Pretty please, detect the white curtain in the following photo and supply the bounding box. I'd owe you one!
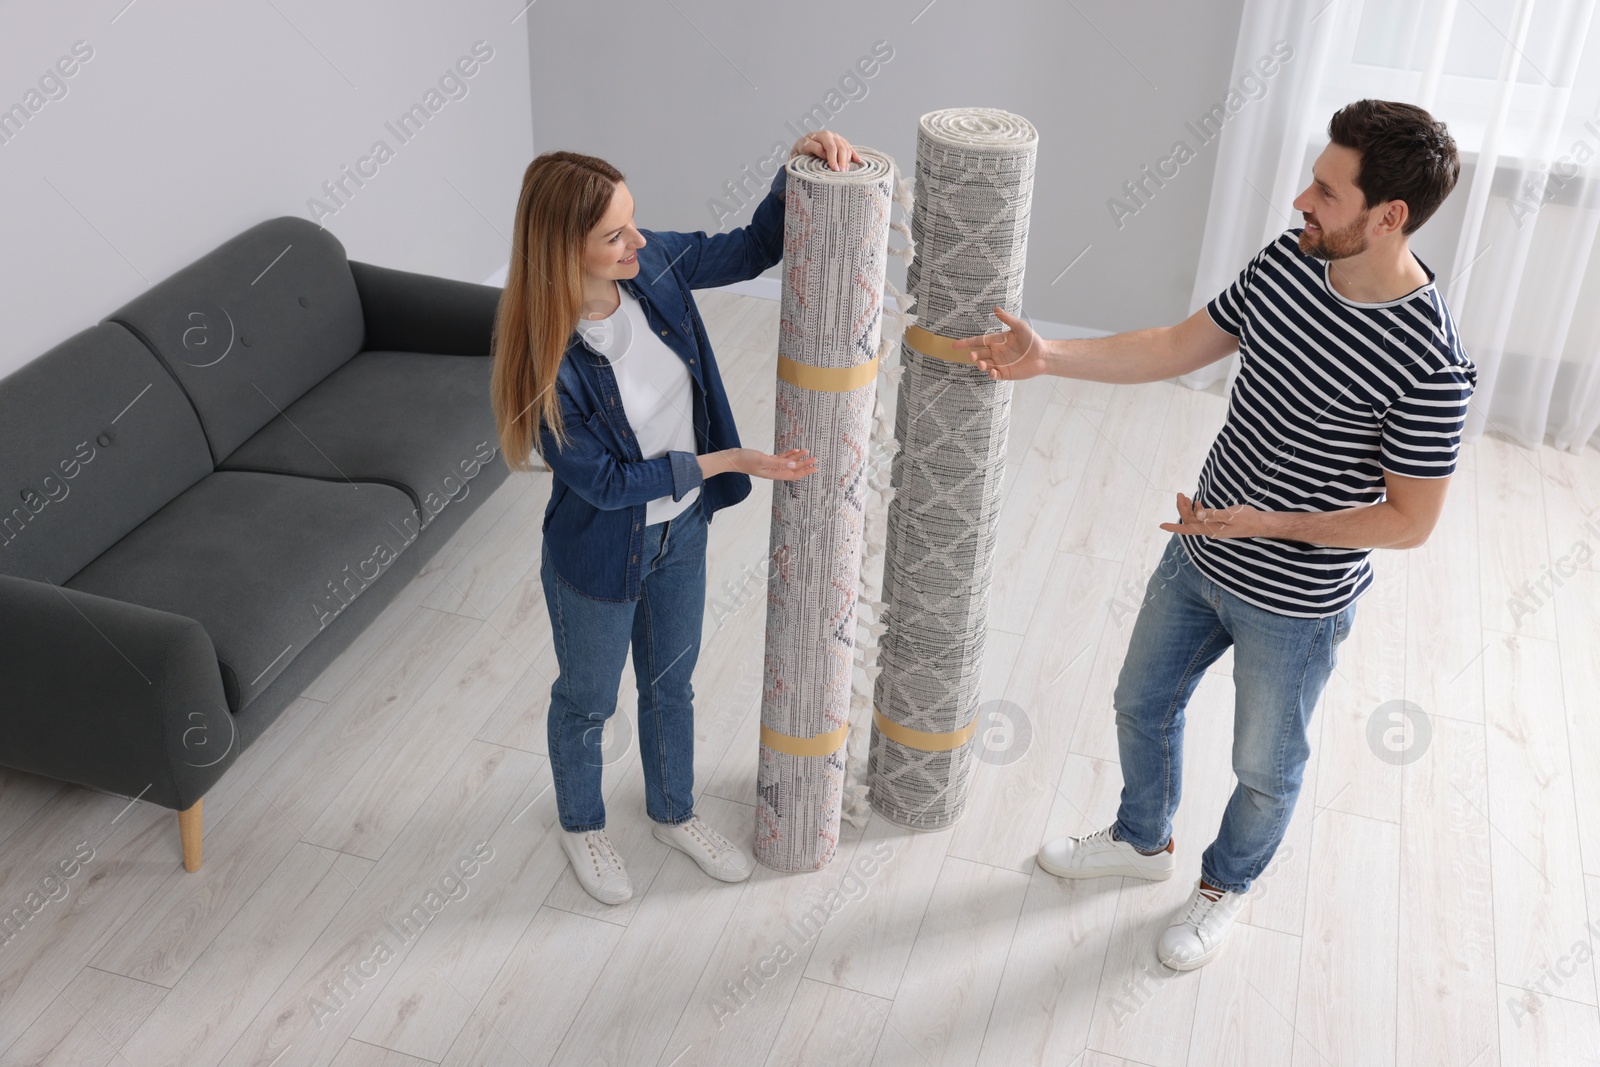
[1184,0,1600,453]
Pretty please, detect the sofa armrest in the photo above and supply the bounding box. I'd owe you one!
[0,574,238,811]
[349,260,502,356]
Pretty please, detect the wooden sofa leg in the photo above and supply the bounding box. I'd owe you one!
[179,797,203,872]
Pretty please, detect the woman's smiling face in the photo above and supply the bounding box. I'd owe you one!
[583,181,646,281]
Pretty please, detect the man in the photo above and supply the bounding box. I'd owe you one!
[956,99,1473,971]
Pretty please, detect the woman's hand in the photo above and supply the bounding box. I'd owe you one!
[709,447,819,481]
[951,307,1052,381]
[790,130,861,171]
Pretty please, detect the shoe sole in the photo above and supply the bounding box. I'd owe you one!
[1035,851,1175,881]
[1159,942,1222,971]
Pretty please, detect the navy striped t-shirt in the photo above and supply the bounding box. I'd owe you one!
[1188,230,1476,617]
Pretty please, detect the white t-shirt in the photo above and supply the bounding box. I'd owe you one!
[577,286,700,525]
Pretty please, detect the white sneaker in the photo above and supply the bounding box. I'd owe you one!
[1037,824,1175,881]
[653,814,753,882]
[1157,879,1247,971]
[560,829,632,905]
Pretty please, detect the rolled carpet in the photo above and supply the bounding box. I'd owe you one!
[868,108,1038,830]
[755,148,896,871]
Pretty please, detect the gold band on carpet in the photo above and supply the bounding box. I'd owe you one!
[872,706,980,752]
[759,721,849,758]
[776,353,879,393]
[902,323,986,365]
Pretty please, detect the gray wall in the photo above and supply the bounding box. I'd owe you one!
[525,0,1248,333]
[0,1,534,378]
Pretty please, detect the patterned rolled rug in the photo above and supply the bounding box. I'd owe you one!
[754,148,896,871]
[868,108,1038,830]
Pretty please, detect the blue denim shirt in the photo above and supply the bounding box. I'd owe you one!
[538,165,788,601]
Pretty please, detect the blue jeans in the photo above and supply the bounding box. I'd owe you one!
[540,497,707,833]
[1112,534,1356,894]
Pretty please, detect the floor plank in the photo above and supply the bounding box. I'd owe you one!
[1290,808,1400,1067]
[763,977,888,1067]
[215,742,543,1067]
[90,783,302,987]
[949,549,1119,873]
[1396,716,1500,1067]
[1482,632,1594,1005]
[0,965,166,1067]
[348,762,564,1062]
[117,842,360,1067]
[877,855,1030,1066]
[654,815,872,1066]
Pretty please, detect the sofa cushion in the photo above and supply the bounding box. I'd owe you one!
[65,470,419,713]
[0,323,214,586]
[105,217,365,463]
[219,349,499,530]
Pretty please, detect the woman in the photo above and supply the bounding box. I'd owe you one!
[491,130,860,904]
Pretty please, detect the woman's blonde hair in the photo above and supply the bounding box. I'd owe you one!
[491,150,625,471]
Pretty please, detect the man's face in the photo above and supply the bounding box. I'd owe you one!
[1292,143,1371,260]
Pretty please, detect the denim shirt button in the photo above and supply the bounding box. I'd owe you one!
[659,329,667,336]
[630,555,637,563]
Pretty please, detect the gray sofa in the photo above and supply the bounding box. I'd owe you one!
[0,217,510,871]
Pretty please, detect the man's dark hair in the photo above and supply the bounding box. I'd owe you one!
[1328,99,1460,234]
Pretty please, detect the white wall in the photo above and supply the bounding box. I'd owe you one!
[1,0,1253,377]
[0,1,534,378]
[523,0,1247,335]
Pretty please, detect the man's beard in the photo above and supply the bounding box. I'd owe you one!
[1299,210,1370,260]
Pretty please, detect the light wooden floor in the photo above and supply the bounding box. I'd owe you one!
[3,290,1599,1067]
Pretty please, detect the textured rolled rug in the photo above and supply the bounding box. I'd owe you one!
[754,148,896,871]
[868,108,1038,830]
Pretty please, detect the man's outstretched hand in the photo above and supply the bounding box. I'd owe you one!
[951,307,1050,381]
